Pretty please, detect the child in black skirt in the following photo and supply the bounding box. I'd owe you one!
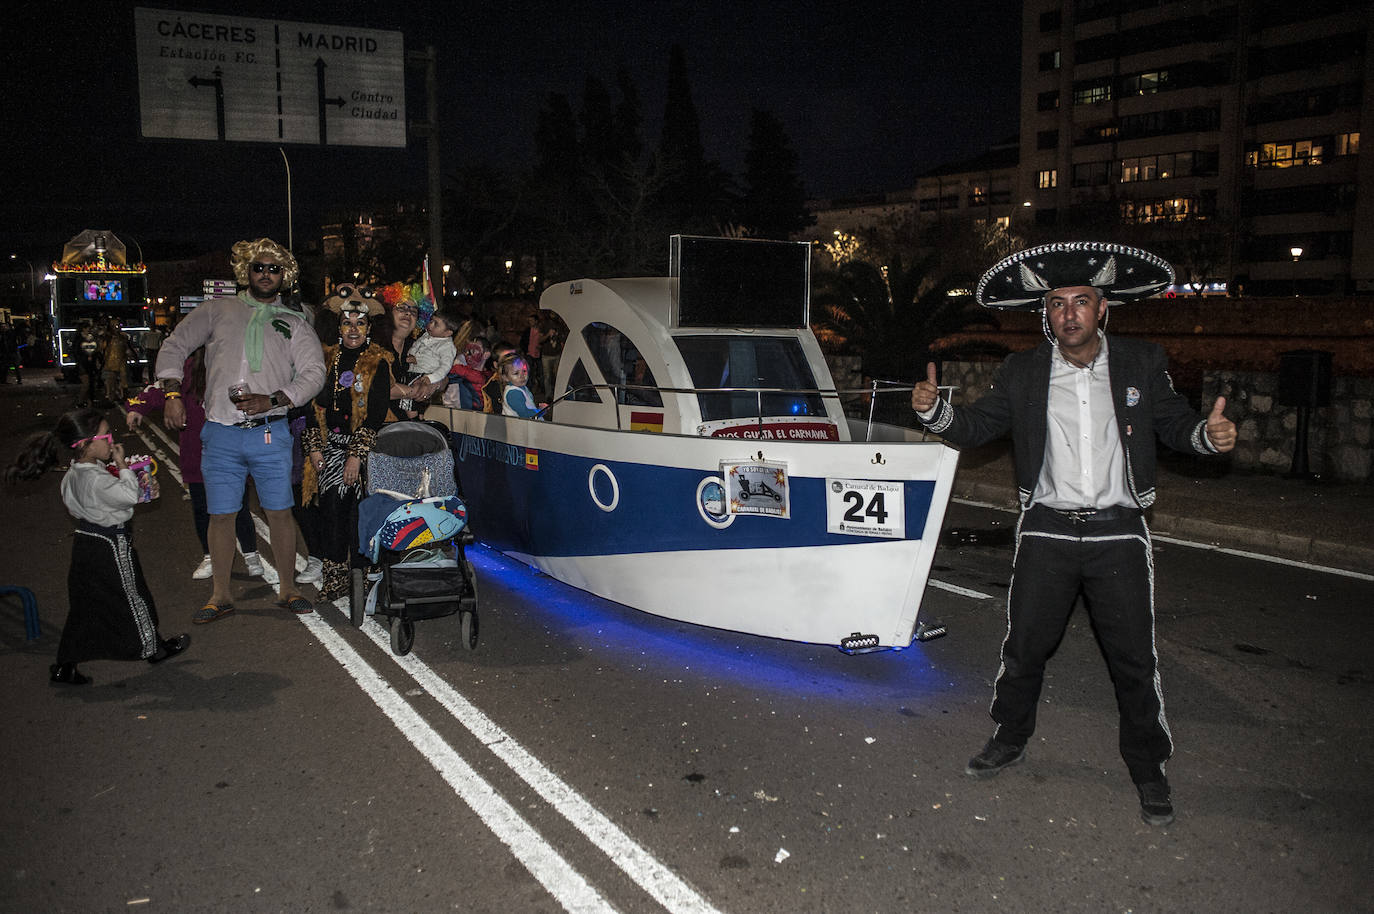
[6,407,190,684]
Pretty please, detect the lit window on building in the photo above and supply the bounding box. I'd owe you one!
[1073,81,1112,106]
[1336,132,1359,156]
[1125,70,1169,96]
[1247,138,1328,168]
[1038,169,1058,189]
[1120,196,1202,224]
[1039,50,1061,71]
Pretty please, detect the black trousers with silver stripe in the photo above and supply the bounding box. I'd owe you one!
[990,505,1172,784]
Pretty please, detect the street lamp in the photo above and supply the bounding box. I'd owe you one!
[1290,246,1303,297]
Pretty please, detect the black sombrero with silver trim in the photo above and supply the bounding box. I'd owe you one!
[975,241,1175,310]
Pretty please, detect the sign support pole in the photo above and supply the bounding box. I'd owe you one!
[408,45,444,298]
[279,147,294,251]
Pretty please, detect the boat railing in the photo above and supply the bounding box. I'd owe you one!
[539,380,942,441]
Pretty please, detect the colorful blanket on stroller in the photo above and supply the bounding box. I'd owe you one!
[358,494,468,562]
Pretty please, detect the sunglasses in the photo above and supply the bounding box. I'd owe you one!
[250,262,283,275]
[72,432,114,449]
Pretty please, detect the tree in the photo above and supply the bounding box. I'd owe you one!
[815,255,997,377]
[737,109,814,240]
[655,45,735,234]
[442,163,525,298]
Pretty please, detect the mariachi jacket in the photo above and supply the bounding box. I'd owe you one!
[919,335,1216,510]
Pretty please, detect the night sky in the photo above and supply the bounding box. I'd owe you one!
[4,0,1021,264]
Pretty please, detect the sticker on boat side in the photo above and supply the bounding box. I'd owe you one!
[721,460,790,519]
[826,478,905,539]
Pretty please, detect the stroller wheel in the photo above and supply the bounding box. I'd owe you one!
[349,567,366,628]
[460,609,478,650]
[390,616,415,656]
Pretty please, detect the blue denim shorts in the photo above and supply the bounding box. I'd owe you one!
[201,418,294,514]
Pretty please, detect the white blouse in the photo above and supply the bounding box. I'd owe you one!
[61,462,140,526]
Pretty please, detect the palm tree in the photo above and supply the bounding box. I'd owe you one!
[813,252,1003,382]
[812,251,1006,424]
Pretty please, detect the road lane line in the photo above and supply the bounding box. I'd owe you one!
[217,545,615,914]
[340,603,725,914]
[144,449,615,907]
[951,496,1371,581]
[1149,534,1374,582]
[207,449,720,913]
[299,608,618,914]
[928,579,997,600]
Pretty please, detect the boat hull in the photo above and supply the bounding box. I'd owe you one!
[433,406,960,647]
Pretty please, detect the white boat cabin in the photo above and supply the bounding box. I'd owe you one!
[544,236,855,442]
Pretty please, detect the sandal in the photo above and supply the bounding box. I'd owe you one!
[274,594,314,615]
[192,602,235,624]
[148,633,191,663]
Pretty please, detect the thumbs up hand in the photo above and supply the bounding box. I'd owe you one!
[1206,396,1237,453]
[911,362,940,414]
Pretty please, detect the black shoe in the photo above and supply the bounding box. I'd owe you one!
[49,662,92,685]
[965,737,1026,778]
[1137,778,1175,826]
[148,633,191,664]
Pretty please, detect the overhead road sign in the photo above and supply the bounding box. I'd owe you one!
[134,8,406,148]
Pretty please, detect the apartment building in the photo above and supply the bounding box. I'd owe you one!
[1021,0,1373,294]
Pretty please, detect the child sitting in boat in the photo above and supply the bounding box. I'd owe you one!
[499,353,545,419]
[480,342,517,413]
[407,308,466,391]
[442,333,489,410]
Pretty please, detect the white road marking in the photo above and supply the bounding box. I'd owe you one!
[950,495,1370,581]
[293,604,619,914]
[1149,534,1374,582]
[144,432,722,913]
[928,579,997,600]
[338,598,724,914]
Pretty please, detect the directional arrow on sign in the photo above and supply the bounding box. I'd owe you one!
[188,68,226,140]
[314,58,346,146]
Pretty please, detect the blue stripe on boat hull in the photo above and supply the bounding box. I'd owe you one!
[453,433,936,558]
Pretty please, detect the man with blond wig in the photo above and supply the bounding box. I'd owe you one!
[156,238,325,621]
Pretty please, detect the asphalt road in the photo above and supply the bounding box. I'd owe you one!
[2,378,1371,913]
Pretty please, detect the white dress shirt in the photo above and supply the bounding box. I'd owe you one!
[1032,333,1132,510]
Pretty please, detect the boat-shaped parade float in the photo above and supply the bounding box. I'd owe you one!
[429,236,959,649]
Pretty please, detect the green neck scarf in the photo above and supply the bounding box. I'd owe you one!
[240,291,292,373]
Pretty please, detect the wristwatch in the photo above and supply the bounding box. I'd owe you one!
[269,392,286,409]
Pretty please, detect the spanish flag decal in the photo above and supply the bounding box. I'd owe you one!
[525,449,540,470]
[630,411,664,433]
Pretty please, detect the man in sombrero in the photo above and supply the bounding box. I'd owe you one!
[911,241,1237,827]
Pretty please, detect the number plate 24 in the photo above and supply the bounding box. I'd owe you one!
[825,479,906,539]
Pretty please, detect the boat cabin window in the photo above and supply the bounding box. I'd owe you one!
[563,359,602,402]
[580,323,663,407]
[674,335,826,421]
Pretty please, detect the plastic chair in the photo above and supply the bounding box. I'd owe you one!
[0,585,39,640]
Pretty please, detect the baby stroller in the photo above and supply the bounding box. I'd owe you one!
[353,421,479,656]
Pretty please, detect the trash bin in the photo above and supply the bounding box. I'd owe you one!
[1277,350,1332,479]
[1277,350,1332,409]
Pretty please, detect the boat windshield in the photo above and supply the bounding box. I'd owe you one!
[580,323,663,406]
[674,335,826,421]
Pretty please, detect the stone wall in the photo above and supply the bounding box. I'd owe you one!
[1202,370,1373,483]
[928,359,1373,484]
